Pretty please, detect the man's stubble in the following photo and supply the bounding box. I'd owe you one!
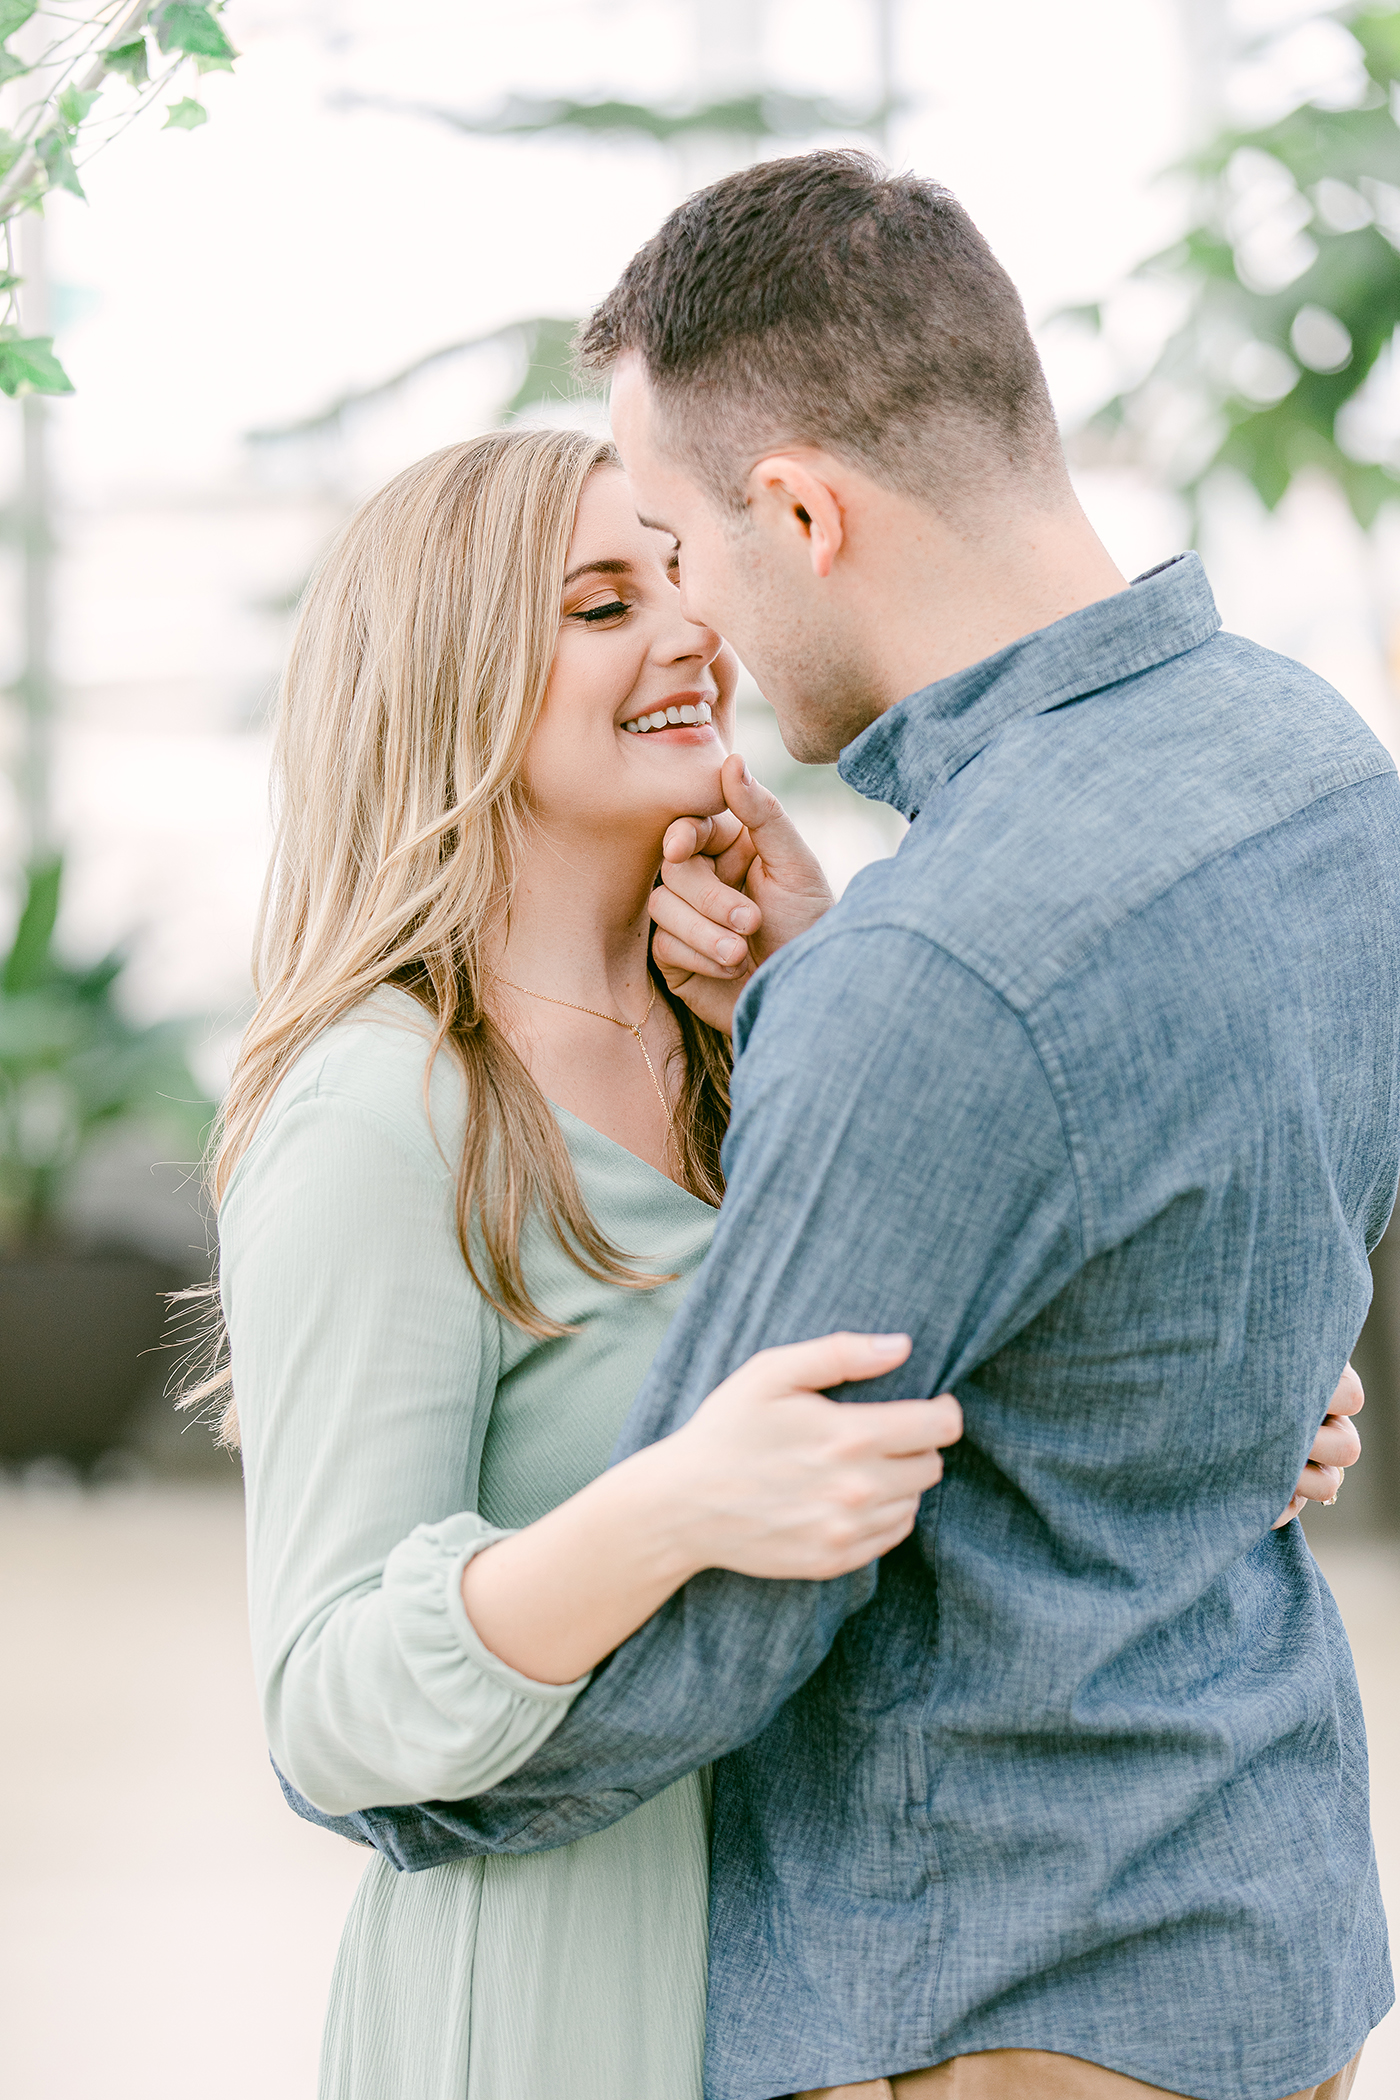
[725,550,890,767]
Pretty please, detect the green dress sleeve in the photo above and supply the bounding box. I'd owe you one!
[219,1018,589,1816]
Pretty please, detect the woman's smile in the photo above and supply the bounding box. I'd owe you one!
[621,692,717,742]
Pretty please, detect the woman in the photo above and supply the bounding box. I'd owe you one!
[211,426,959,2100]
[211,426,1358,2100]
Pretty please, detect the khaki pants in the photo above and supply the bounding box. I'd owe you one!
[797,2043,1364,2100]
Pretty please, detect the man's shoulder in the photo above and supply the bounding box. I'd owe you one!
[819,629,1399,1014]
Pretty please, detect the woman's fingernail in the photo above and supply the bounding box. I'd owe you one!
[729,904,756,930]
[867,1333,910,1357]
[742,761,754,786]
[718,936,745,963]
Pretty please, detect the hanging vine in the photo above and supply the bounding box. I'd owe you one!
[0,1,237,397]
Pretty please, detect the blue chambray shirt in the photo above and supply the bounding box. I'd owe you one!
[285,554,1397,2100]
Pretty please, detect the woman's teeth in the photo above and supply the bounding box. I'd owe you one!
[623,701,712,733]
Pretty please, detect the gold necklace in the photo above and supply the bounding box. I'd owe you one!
[501,975,673,1125]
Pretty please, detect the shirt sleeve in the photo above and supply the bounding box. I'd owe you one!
[222,1086,588,1817]
[346,923,1082,1857]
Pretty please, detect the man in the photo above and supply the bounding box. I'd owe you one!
[288,154,1393,2097]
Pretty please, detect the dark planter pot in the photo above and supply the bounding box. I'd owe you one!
[0,1245,176,1468]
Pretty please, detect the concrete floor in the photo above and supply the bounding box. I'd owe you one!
[3,1481,1396,2100]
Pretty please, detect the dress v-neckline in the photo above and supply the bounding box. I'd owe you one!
[548,1099,720,1215]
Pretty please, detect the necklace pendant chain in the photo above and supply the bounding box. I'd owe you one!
[500,976,673,1126]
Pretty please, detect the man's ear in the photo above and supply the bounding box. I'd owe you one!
[747,454,845,579]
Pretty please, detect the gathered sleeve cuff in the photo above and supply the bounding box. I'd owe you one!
[385,1509,591,1730]
[273,1512,590,1816]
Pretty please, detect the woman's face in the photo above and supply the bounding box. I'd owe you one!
[527,466,739,839]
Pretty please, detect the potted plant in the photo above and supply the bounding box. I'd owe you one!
[0,857,214,1467]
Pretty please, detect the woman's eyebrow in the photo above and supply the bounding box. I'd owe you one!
[562,557,633,588]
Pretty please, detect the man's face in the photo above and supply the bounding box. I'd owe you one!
[608,354,879,764]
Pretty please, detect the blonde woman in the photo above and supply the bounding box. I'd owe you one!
[212,427,962,2100]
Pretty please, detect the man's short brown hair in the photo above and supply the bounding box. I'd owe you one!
[578,149,1062,512]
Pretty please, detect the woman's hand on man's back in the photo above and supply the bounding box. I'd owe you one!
[665,1331,963,1582]
[1271,1361,1364,1528]
[460,1331,962,1686]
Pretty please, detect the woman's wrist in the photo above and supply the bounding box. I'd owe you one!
[604,1438,711,1589]
[457,1438,710,1684]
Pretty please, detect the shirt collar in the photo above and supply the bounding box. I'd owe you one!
[838,552,1222,820]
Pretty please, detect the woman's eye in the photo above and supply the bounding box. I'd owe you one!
[574,600,631,625]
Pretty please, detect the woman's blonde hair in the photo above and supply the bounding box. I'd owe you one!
[188,427,730,1447]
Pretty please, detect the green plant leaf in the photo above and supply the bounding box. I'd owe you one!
[194,51,234,73]
[0,992,85,1059]
[71,952,125,1004]
[502,315,595,419]
[154,2,236,62]
[163,96,207,130]
[0,270,21,292]
[0,333,74,397]
[1352,8,1400,87]
[346,86,886,147]
[36,126,84,199]
[0,126,22,181]
[0,856,216,1237]
[1073,3,1400,528]
[0,0,36,43]
[103,36,150,88]
[2,857,61,995]
[1049,300,1104,331]
[0,49,27,86]
[57,85,100,130]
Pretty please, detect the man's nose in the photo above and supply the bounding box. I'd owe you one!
[660,610,721,666]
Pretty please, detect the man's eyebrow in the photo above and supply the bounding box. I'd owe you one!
[562,557,632,588]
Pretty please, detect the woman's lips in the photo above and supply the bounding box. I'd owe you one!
[622,700,713,734]
[621,722,719,747]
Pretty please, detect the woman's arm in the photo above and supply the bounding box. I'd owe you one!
[227,1027,960,1806]
[225,1061,585,1817]
[461,1332,962,1684]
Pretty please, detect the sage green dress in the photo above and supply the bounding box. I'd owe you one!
[220,988,719,2100]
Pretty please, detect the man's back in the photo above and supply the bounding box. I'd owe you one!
[703,577,1399,2093]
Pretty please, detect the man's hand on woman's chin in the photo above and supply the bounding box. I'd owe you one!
[649,752,835,1034]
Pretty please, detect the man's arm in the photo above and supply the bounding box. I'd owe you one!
[286,920,1082,1866]
[656,788,1367,1532]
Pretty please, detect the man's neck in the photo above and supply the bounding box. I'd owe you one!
[851,484,1130,720]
